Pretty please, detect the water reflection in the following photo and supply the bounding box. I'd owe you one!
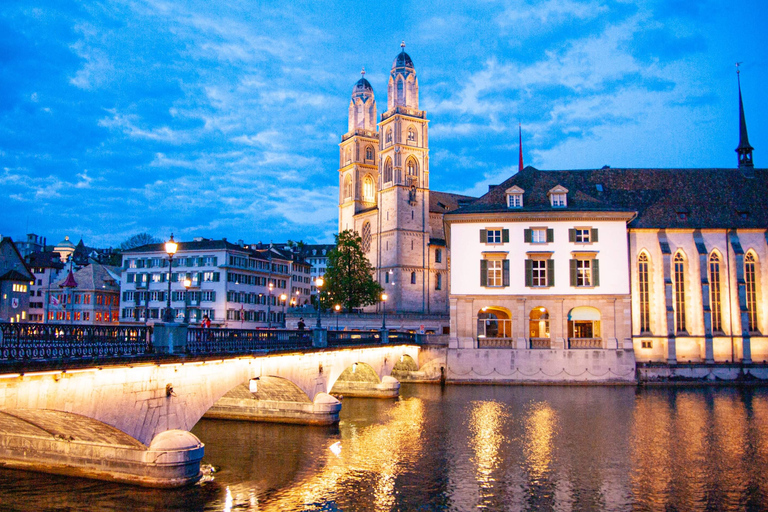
[1,385,768,511]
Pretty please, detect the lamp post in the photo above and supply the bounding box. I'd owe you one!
[315,276,324,328]
[183,278,191,323]
[381,293,388,329]
[280,293,287,327]
[266,281,274,328]
[295,289,301,307]
[162,234,178,323]
[334,304,341,330]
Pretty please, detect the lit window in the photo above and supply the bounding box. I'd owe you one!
[362,176,375,202]
[486,260,503,287]
[674,252,686,333]
[745,252,758,331]
[709,253,722,332]
[638,253,650,333]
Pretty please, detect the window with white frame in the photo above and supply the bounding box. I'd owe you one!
[480,257,509,288]
[532,228,547,243]
[570,257,599,287]
[575,229,590,243]
[481,228,508,245]
[486,260,503,287]
[507,194,522,208]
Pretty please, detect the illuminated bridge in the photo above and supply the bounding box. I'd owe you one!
[0,323,446,488]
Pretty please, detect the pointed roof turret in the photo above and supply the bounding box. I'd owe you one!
[60,269,78,289]
[736,64,754,168]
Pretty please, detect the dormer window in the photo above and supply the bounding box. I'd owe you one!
[548,185,569,208]
[505,186,524,209]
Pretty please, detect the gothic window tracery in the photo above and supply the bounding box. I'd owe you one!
[383,158,393,184]
[362,175,375,203]
[709,253,722,332]
[361,222,371,253]
[344,175,353,200]
[407,128,417,144]
[745,252,758,331]
[385,129,393,145]
[674,252,686,333]
[365,146,373,161]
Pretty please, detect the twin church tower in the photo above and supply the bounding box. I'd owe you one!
[337,43,469,315]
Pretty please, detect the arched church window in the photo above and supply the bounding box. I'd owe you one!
[361,222,371,253]
[365,146,373,161]
[385,129,393,145]
[638,253,650,333]
[383,158,393,184]
[397,79,405,105]
[709,253,722,332]
[362,175,375,202]
[407,128,417,144]
[344,175,353,200]
[407,159,418,178]
[745,252,758,331]
[674,252,686,333]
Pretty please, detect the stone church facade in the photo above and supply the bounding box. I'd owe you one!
[338,44,472,315]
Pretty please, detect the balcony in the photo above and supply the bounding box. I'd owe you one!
[569,338,603,349]
[477,337,515,348]
[529,338,551,349]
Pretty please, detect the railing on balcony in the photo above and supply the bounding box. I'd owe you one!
[186,328,312,354]
[477,337,515,348]
[0,322,152,361]
[530,337,552,349]
[569,338,603,349]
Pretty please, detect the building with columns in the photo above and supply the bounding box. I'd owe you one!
[443,73,765,377]
[338,44,473,315]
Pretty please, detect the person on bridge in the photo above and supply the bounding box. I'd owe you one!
[297,318,305,331]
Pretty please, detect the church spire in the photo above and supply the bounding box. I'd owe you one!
[518,122,524,172]
[736,63,754,168]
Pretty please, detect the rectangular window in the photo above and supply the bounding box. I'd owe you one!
[674,255,686,333]
[745,255,757,331]
[531,260,547,287]
[551,193,566,207]
[570,259,599,287]
[487,260,502,286]
[641,340,653,349]
[436,273,442,290]
[480,229,509,244]
[532,228,547,243]
[638,256,650,333]
[575,229,590,243]
[435,249,442,263]
[710,257,722,332]
[507,194,522,208]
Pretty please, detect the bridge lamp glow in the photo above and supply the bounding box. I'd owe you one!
[163,234,178,323]
[352,363,358,373]
[315,277,324,328]
[381,293,388,329]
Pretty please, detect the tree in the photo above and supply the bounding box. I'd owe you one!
[119,233,162,250]
[322,230,383,313]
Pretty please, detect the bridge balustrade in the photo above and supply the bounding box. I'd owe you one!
[327,330,382,346]
[186,328,313,354]
[0,322,152,361]
[387,331,417,344]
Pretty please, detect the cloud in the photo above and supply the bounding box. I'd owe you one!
[98,110,196,143]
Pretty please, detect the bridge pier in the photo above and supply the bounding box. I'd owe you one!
[0,410,203,487]
[204,378,341,425]
[330,362,401,398]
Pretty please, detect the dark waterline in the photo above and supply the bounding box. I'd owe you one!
[1,384,768,511]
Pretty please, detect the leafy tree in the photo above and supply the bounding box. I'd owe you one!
[321,230,383,313]
[119,233,162,250]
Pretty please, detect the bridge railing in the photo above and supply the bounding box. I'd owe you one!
[327,330,382,346]
[186,328,313,354]
[387,331,417,344]
[0,322,152,361]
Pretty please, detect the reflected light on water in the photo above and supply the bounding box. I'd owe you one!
[223,486,232,512]
[524,402,556,483]
[469,401,508,489]
[329,441,342,457]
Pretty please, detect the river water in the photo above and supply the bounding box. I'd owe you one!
[1,384,768,511]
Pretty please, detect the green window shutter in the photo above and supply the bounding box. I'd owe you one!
[525,260,533,287]
[547,228,554,243]
[593,259,600,286]
[480,260,488,287]
[502,259,510,286]
[480,229,487,243]
[213,272,220,282]
[213,256,218,266]
[569,229,576,242]
[547,259,555,287]
[570,259,578,286]
[502,229,509,243]
[211,291,216,301]
[524,229,532,243]
[591,228,599,242]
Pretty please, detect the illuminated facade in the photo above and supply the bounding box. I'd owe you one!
[338,44,473,315]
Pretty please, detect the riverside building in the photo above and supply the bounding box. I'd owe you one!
[119,239,310,327]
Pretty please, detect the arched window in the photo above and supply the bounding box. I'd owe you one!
[397,78,404,104]
[568,306,601,348]
[362,175,375,202]
[745,252,758,331]
[638,253,650,333]
[529,307,550,348]
[674,252,686,333]
[383,158,393,183]
[410,271,416,284]
[709,253,722,332]
[361,222,371,253]
[365,146,373,161]
[406,158,418,178]
[477,307,512,342]
[407,128,417,144]
[344,175,353,200]
[385,129,393,145]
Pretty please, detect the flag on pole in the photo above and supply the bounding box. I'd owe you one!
[50,295,59,306]
[518,122,524,172]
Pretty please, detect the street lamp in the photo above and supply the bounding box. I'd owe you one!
[183,278,191,323]
[295,289,301,307]
[280,293,287,327]
[381,293,388,329]
[267,282,274,328]
[315,276,324,328]
[162,234,177,323]
[334,304,341,330]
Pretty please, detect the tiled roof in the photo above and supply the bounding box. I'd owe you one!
[52,263,121,291]
[450,166,768,229]
[430,190,477,214]
[124,239,295,262]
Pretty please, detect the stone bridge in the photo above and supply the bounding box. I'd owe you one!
[0,342,445,487]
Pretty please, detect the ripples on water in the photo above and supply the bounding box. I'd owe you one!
[1,385,768,511]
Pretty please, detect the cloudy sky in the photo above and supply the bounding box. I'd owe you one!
[1,0,765,248]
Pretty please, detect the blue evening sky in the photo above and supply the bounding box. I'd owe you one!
[1,0,765,247]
